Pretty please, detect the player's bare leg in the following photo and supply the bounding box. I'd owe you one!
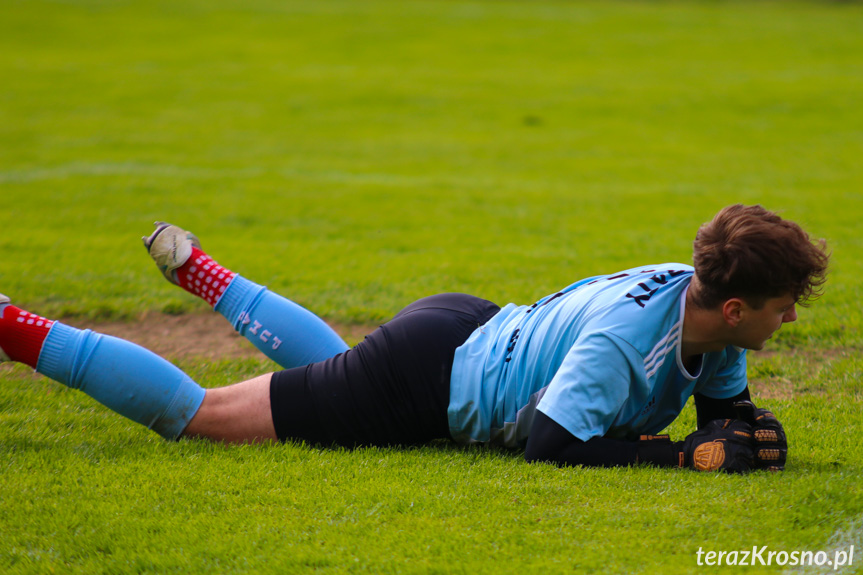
[183,373,278,443]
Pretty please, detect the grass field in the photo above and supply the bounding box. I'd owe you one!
[2,0,863,573]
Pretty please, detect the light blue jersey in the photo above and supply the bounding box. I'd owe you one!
[447,264,748,447]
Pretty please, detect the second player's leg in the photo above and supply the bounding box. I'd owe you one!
[215,275,350,368]
[143,223,350,368]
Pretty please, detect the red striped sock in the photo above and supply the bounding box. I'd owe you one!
[0,304,55,368]
[174,247,237,307]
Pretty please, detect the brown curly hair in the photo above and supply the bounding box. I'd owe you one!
[691,204,829,309]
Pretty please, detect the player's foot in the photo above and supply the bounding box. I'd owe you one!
[142,222,202,285]
[142,223,236,307]
[0,293,10,362]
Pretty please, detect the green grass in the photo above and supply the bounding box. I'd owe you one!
[2,0,863,573]
[2,356,862,574]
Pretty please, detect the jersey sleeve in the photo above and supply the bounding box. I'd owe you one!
[694,347,748,399]
[536,331,639,442]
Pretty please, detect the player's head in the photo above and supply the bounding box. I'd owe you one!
[691,204,829,310]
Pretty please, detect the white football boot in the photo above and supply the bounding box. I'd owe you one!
[0,293,10,362]
[142,222,202,285]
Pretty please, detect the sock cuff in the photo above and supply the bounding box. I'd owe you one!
[35,322,80,382]
[151,377,207,440]
[214,275,266,327]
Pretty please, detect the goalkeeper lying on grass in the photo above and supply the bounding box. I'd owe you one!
[0,204,828,472]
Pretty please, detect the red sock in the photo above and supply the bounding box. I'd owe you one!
[174,247,237,307]
[0,304,55,368]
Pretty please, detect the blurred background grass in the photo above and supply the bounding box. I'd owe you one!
[1,0,861,340]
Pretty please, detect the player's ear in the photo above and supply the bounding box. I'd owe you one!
[722,298,744,327]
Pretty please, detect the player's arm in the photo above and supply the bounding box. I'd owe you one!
[531,334,752,471]
[524,411,755,472]
[524,412,668,467]
[694,387,752,429]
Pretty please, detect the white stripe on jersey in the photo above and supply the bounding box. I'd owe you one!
[644,321,681,380]
[645,333,679,380]
[644,321,681,368]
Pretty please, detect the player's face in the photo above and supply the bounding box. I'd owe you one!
[735,295,798,350]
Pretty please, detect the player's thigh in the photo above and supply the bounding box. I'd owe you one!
[183,373,277,443]
[270,294,501,447]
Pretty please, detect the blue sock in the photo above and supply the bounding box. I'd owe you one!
[215,275,350,368]
[37,322,206,440]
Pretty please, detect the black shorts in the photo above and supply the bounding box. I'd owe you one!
[269,293,500,447]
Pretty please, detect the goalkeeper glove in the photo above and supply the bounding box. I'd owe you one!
[733,400,787,471]
[678,419,755,473]
[635,420,754,473]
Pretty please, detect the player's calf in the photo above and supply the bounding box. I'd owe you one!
[0,293,204,439]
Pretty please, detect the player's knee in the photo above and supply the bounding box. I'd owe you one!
[181,377,277,443]
[181,389,224,439]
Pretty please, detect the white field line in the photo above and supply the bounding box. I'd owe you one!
[784,514,863,575]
